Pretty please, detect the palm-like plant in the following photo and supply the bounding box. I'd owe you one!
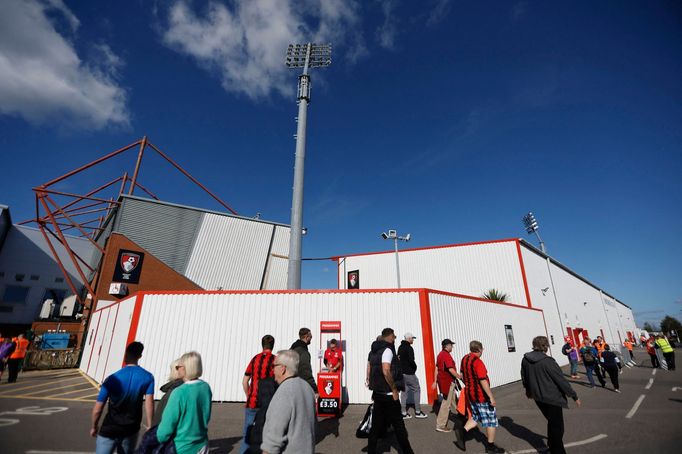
[482,289,509,302]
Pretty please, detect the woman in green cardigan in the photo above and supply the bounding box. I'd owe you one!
[157,351,212,454]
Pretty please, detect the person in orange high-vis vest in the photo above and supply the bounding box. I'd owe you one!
[623,340,635,361]
[7,334,29,383]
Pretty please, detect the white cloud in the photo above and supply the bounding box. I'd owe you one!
[426,0,453,27]
[160,0,364,99]
[376,0,398,50]
[0,0,129,129]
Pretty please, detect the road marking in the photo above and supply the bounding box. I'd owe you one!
[509,434,607,453]
[652,369,657,376]
[21,381,96,397]
[78,370,101,390]
[0,394,96,403]
[0,376,84,395]
[645,378,654,390]
[26,451,94,453]
[625,394,646,419]
[0,406,68,416]
[50,386,95,397]
[673,387,681,392]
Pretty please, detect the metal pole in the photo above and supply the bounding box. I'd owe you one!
[394,237,401,288]
[534,230,546,253]
[287,44,311,289]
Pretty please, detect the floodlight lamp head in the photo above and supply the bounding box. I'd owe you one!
[381,232,389,239]
[404,233,411,242]
[388,229,397,239]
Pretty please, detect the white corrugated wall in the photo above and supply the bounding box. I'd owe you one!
[263,226,290,290]
[185,214,275,290]
[339,241,528,306]
[133,291,427,404]
[428,292,547,387]
[520,246,568,364]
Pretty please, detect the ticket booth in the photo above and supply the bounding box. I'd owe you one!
[317,321,342,417]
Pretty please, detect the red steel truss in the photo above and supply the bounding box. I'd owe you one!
[22,137,237,336]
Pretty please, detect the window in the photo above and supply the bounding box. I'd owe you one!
[55,277,64,283]
[30,275,40,281]
[43,288,68,303]
[0,306,13,313]
[0,271,5,278]
[15,273,25,282]
[2,285,30,304]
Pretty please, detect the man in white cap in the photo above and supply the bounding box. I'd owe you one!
[398,332,427,419]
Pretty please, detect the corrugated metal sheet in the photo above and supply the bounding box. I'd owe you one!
[428,292,546,387]
[520,246,568,364]
[116,197,202,274]
[263,226,290,290]
[340,241,527,305]
[185,213,275,290]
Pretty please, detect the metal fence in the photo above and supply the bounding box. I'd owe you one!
[23,349,81,371]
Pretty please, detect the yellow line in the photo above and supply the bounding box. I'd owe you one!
[48,385,95,397]
[22,381,93,396]
[0,394,96,402]
[75,393,99,400]
[0,376,84,394]
[26,370,80,379]
[78,369,101,390]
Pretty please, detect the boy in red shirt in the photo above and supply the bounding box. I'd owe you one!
[433,338,461,432]
[459,340,504,453]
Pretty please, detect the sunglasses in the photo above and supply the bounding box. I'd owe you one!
[273,362,285,369]
[175,365,185,370]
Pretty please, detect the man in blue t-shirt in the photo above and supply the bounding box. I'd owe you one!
[91,341,155,454]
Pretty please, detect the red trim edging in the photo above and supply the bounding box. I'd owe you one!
[515,240,533,308]
[332,238,519,260]
[419,289,438,404]
[124,293,145,366]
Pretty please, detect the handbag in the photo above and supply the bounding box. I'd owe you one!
[355,404,373,438]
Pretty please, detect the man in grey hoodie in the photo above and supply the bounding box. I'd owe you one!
[521,336,581,454]
[262,350,316,454]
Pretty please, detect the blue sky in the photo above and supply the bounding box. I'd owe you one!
[1,1,680,328]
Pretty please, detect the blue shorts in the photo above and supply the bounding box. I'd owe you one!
[470,402,498,427]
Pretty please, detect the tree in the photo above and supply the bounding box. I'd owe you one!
[482,289,509,302]
[642,322,656,332]
[660,315,682,335]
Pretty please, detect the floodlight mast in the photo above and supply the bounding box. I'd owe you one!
[381,230,411,288]
[285,43,332,289]
[522,212,546,253]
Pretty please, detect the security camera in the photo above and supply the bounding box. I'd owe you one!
[381,232,388,239]
[388,230,397,238]
[404,234,411,242]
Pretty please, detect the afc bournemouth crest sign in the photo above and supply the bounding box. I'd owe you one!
[347,270,360,289]
[113,250,144,284]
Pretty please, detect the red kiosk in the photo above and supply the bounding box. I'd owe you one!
[317,321,343,417]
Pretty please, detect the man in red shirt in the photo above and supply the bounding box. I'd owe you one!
[459,340,504,453]
[241,334,275,454]
[324,338,343,373]
[433,338,461,433]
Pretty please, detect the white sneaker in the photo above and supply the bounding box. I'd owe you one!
[414,411,428,419]
[436,426,452,433]
[402,412,412,420]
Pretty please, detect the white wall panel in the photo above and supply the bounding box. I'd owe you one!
[339,241,528,306]
[548,263,611,345]
[520,247,568,364]
[93,307,115,383]
[263,226,290,290]
[100,296,137,381]
[81,310,102,377]
[133,291,426,404]
[429,292,546,387]
[185,213,276,290]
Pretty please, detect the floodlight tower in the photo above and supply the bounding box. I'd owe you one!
[522,212,546,253]
[285,43,332,289]
[381,230,411,288]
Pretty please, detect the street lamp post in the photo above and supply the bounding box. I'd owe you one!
[522,212,546,253]
[285,43,332,289]
[381,230,411,288]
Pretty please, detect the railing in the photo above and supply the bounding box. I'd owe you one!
[23,349,81,370]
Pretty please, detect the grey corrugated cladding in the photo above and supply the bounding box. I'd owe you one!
[114,197,202,275]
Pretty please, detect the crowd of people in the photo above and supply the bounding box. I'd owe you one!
[74,327,676,454]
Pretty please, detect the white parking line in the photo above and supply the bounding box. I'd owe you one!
[625,394,646,419]
[645,378,654,390]
[509,434,607,453]
[652,368,657,376]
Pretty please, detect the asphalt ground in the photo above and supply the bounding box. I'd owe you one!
[1,351,681,453]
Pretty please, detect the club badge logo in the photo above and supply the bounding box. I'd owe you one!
[324,380,334,396]
[120,253,140,279]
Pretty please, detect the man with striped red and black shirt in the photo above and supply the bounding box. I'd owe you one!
[241,335,275,454]
[458,340,504,453]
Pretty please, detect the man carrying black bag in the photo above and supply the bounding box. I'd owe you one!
[367,328,414,454]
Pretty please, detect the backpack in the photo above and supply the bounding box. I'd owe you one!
[582,348,595,363]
